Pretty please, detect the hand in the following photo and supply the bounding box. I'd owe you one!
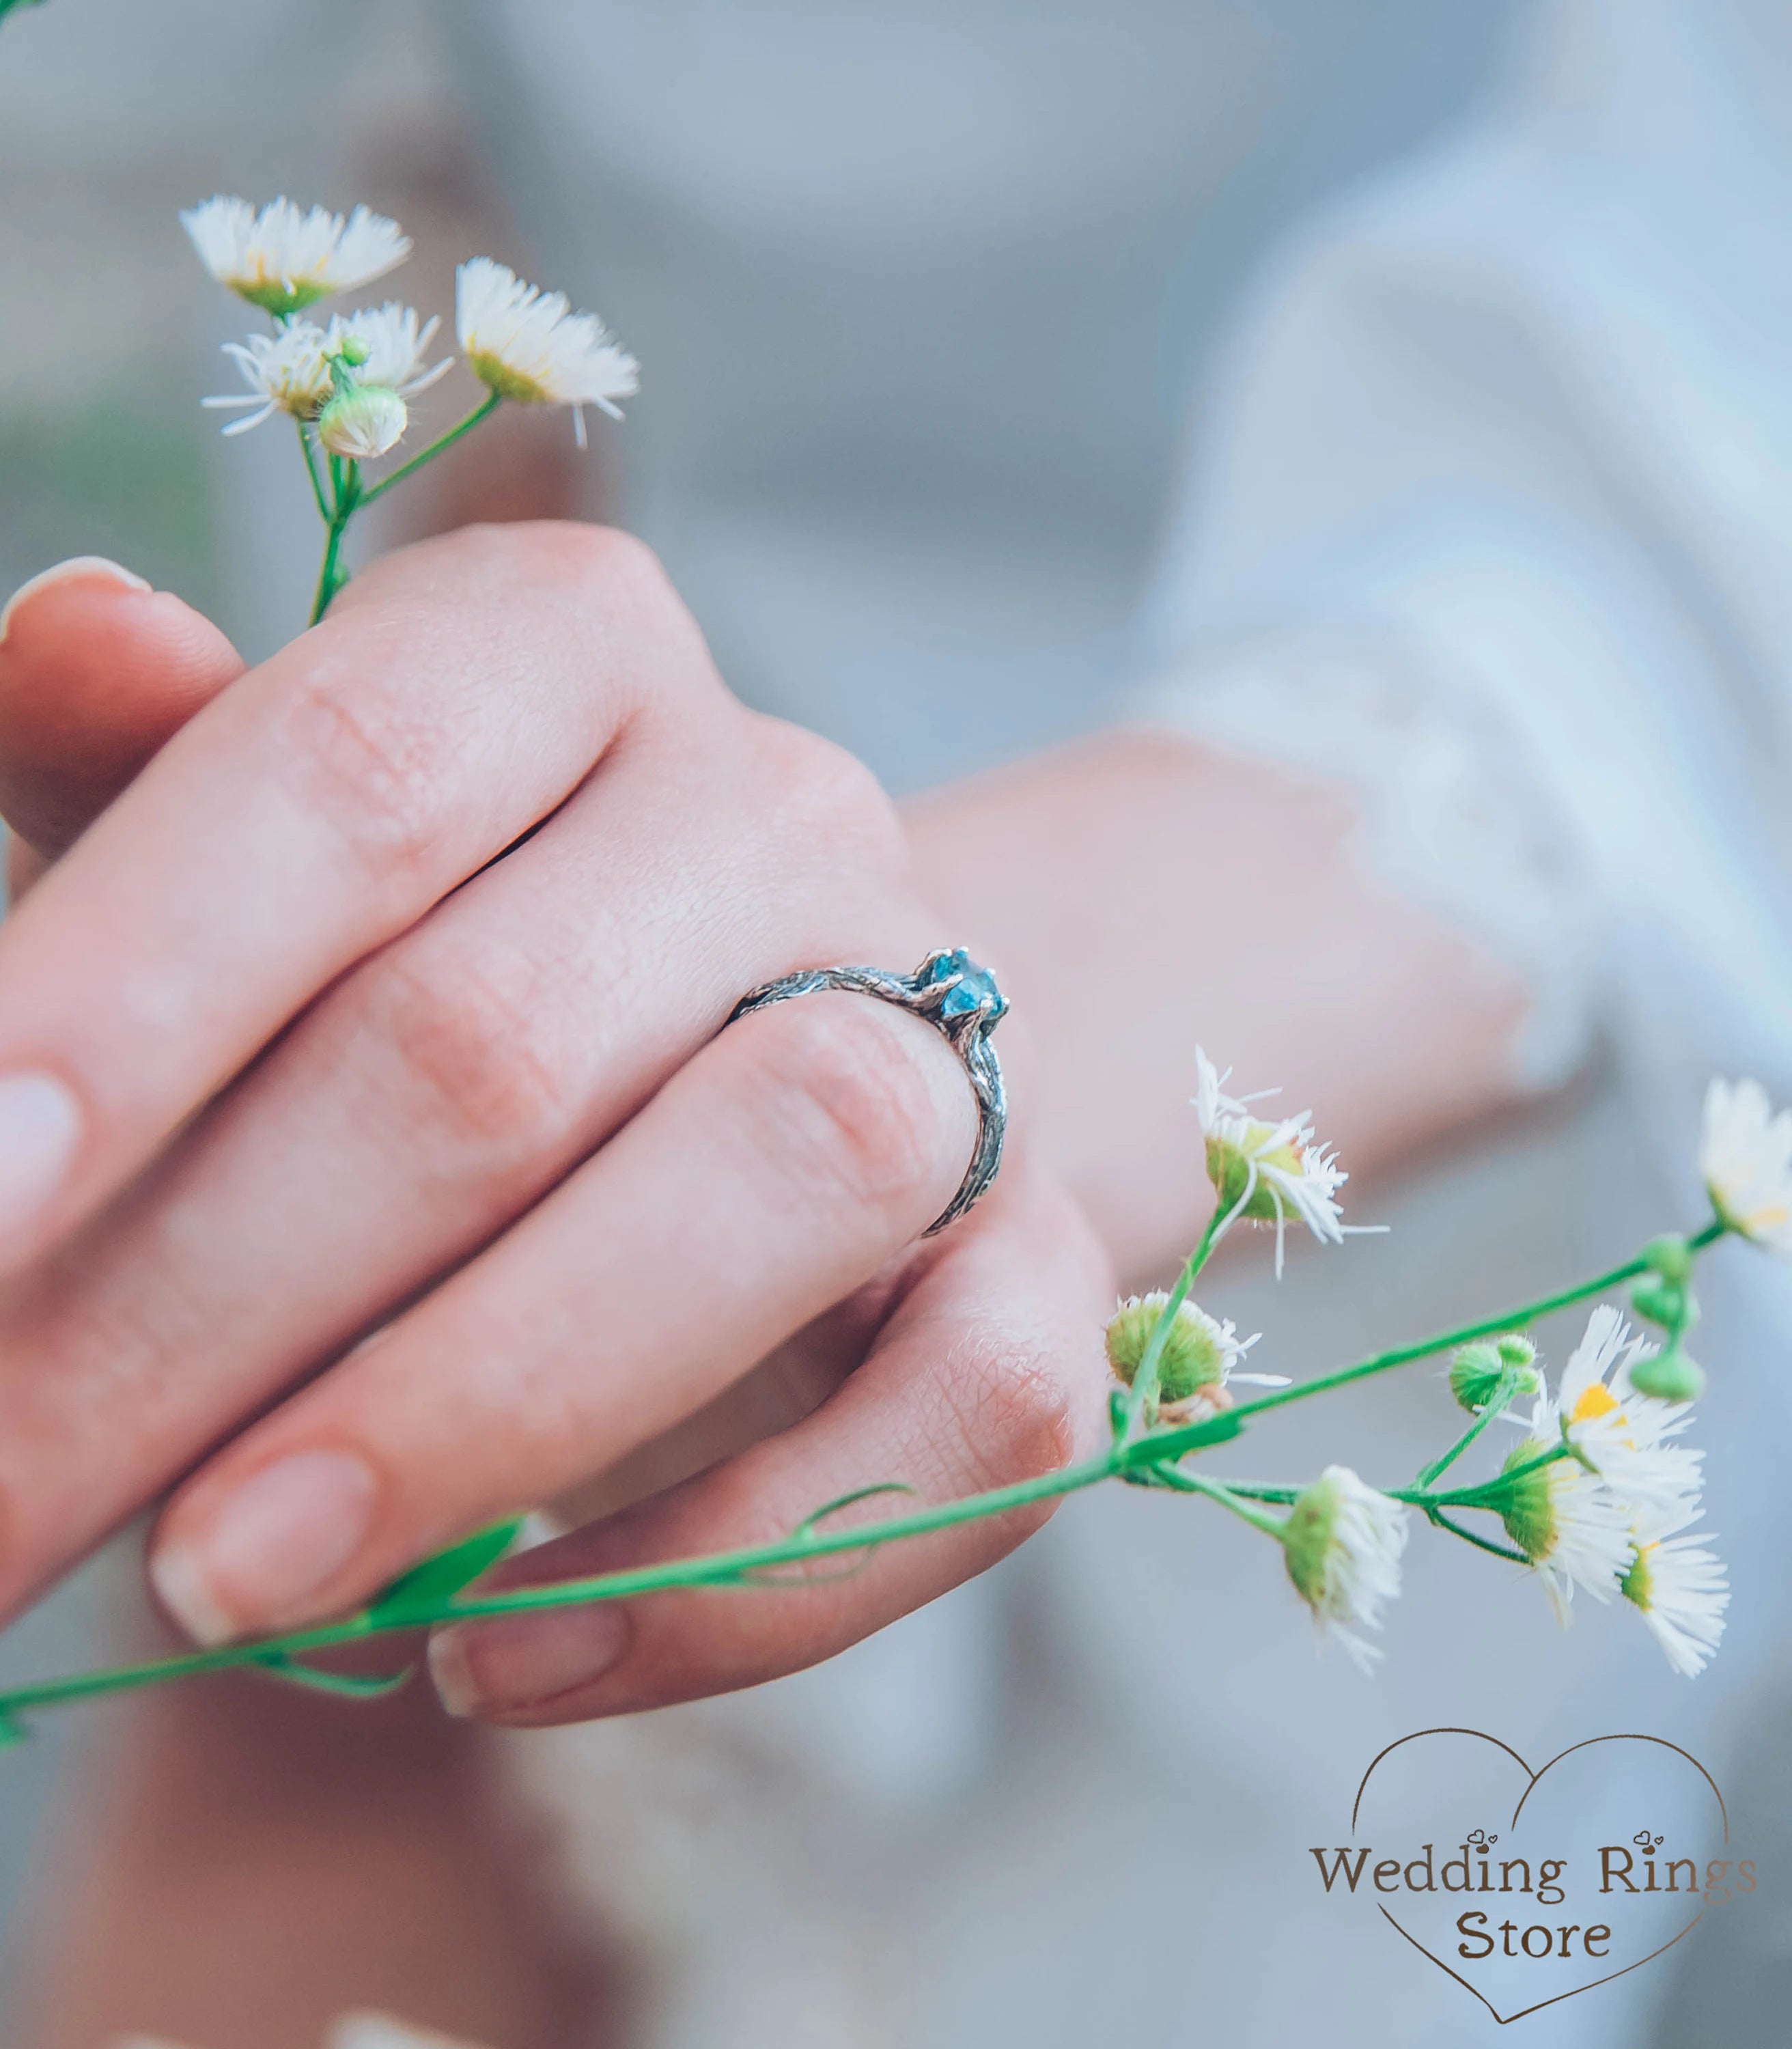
[0,533,1112,1722]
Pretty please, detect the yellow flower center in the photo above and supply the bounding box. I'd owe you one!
[1569,1383,1620,1425]
[468,350,549,404]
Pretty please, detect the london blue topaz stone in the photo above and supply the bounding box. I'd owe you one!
[920,947,1006,1024]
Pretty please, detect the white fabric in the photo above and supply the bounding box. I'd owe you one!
[1137,633,1595,1088]
[1140,1,1792,1152]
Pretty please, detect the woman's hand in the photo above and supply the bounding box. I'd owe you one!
[0,531,1113,1721]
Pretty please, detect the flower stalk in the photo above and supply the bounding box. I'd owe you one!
[0,1193,1741,1736]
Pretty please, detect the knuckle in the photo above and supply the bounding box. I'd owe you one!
[747,716,905,877]
[491,520,668,604]
[567,522,668,597]
[525,524,686,643]
[742,996,951,1223]
[276,665,455,892]
[367,943,576,1154]
[405,519,665,604]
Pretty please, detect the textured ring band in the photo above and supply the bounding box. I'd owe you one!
[727,947,1009,1236]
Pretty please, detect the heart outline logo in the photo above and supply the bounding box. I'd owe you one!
[1350,1728,1728,2025]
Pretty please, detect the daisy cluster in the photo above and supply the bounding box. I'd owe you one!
[184,195,639,460]
[1493,1305,1726,1677]
[1100,1058,1792,1681]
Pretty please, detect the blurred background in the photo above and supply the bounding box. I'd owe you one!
[3,2,1789,2046]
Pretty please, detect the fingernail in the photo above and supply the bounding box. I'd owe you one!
[0,557,150,643]
[430,1605,631,1718]
[150,1449,380,1645]
[0,1072,83,1248]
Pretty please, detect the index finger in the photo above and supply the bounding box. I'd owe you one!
[0,521,703,1270]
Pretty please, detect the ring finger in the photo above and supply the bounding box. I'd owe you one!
[429,1166,1112,1723]
[146,977,991,1642]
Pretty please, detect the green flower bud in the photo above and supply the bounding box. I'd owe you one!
[1629,1275,1681,1328]
[1630,1273,1700,1336]
[1496,1437,1558,1561]
[1104,1292,1245,1408]
[1628,1347,1706,1404]
[317,384,408,460]
[1448,1334,1541,1413]
[1642,1233,1694,1286]
[1282,1477,1341,1608]
[1280,1465,1408,1670]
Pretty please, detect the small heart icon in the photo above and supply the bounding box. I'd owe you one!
[1332,1728,1731,2024]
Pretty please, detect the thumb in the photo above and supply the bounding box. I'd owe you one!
[0,557,246,880]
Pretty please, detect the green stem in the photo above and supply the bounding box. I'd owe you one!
[1183,1478,1299,1504]
[1136,1439,1574,1518]
[1149,1463,1289,1538]
[359,391,501,506]
[1122,1173,1254,1437]
[1414,1367,1524,1490]
[1143,1218,1726,1464]
[0,1449,1121,1720]
[1412,1442,1574,1509]
[0,1221,1729,1729]
[308,463,363,628]
[1425,1507,1531,1565]
[309,516,350,627]
[296,421,331,525]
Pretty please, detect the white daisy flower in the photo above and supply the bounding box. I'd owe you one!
[1620,1508,1729,1678]
[182,196,410,317]
[1701,1076,1792,1256]
[1547,1305,1703,1514]
[456,257,639,447]
[1496,1433,1634,1624]
[1194,1047,1373,1275]
[323,303,452,401]
[204,305,449,445]
[201,320,333,435]
[1104,1292,1286,1420]
[1282,1465,1409,1673]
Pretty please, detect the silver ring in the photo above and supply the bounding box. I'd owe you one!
[727,947,1008,1235]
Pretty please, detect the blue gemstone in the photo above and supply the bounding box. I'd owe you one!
[923,949,1000,1018]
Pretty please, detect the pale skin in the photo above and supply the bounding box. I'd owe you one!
[0,538,1526,2041]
